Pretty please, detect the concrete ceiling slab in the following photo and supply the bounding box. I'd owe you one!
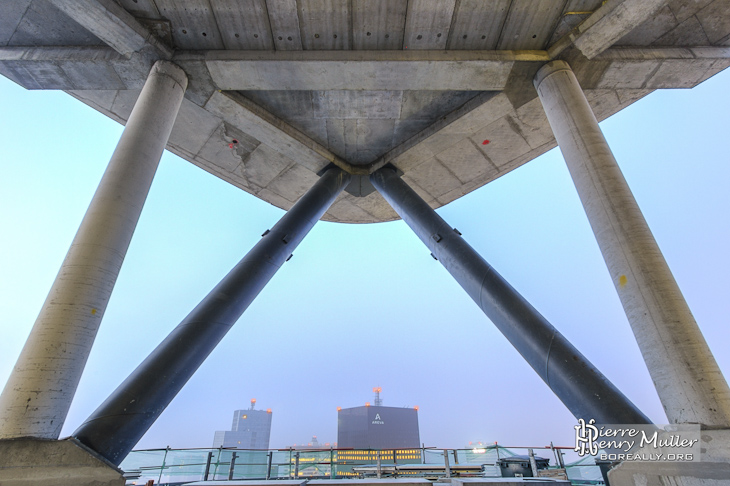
[403,0,456,50]
[352,0,407,50]
[2,0,730,223]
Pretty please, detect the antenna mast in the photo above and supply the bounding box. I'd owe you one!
[373,387,383,406]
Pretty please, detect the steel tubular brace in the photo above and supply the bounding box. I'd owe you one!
[73,167,351,465]
[371,166,651,426]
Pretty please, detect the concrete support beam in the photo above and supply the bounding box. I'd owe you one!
[549,0,667,59]
[2,47,727,92]
[190,50,548,91]
[49,0,171,59]
[0,46,149,90]
[0,61,187,439]
[0,438,124,486]
[571,47,730,90]
[534,60,730,427]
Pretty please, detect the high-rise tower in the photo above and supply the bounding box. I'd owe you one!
[213,399,272,449]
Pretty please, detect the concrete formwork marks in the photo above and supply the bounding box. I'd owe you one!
[156,0,225,49]
[6,0,105,47]
[267,0,303,50]
[498,0,567,50]
[352,0,407,50]
[403,0,456,50]
[297,0,351,50]
[535,61,730,427]
[447,0,511,50]
[211,0,275,50]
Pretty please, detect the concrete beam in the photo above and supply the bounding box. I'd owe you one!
[183,50,548,91]
[549,0,667,59]
[4,47,727,93]
[49,0,172,59]
[204,90,363,174]
[0,438,124,486]
[574,47,730,89]
[0,46,147,90]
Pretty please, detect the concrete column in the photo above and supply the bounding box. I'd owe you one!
[534,60,730,427]
[0,61,188,439]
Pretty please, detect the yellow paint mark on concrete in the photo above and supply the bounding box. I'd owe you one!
[91,308,97,315]
[619,275,628,287]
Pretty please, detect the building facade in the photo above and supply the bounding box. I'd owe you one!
[337,405,420,450]
[213,401,272,449]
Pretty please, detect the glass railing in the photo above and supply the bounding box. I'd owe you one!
[120,445,605,485]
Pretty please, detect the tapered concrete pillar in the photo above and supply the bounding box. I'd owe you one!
[0,61,188,439]
[534,60,730,427]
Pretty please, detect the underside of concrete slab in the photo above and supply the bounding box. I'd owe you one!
[2,0,729,223]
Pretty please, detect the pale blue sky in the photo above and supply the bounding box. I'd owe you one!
[1,68,728,454]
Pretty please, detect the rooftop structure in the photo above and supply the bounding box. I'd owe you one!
[1,1,729,485]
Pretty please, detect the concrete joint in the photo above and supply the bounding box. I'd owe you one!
[533,60,573,90]
[150,60,188,92]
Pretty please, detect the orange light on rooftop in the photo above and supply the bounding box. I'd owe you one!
[267,408,272,413]
[337,406,341,411]
[414,406,419,411]
[365,402,370,407]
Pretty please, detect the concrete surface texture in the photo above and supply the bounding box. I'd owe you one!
[1,0,729,223]
[534,60,730,428]
[0,60,188,440]
[0,437,125,486]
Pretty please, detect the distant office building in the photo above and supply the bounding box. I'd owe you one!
[289,436,336,449]
[337,388,420,449]
[213,399,272,449]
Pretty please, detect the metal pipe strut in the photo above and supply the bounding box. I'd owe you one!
[73,167,351,466]
[371,166,651,426]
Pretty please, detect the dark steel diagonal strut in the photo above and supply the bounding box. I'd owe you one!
[371,166,651,426]
[73,167,351,466]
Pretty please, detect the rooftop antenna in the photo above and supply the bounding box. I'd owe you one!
[373,387,383,406]
[250,398,256,410]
